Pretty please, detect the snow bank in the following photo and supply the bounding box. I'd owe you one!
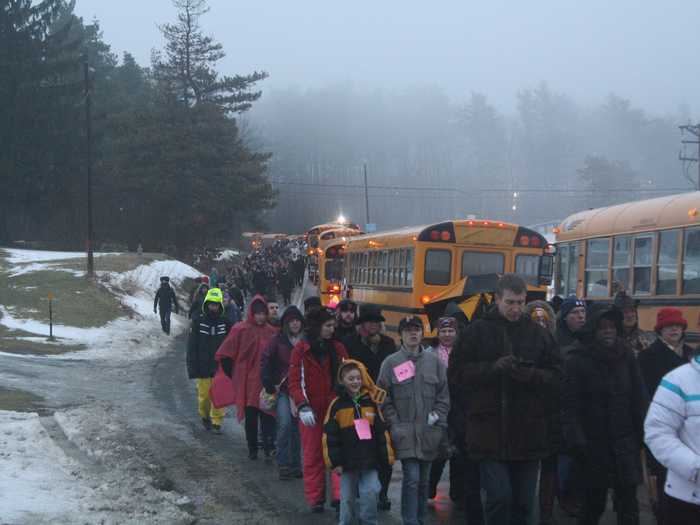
[0,410,92,523]
[0,256,202,362]
[0,409,193,524]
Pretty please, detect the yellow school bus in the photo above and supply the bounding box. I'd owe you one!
[318,239,347,308]
[343,219,552,338]
[555,192,700,343]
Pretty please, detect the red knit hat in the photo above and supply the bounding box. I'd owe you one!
[655,308,687,332]
[200,275,210,285]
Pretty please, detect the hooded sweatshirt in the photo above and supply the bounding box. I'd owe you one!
[216,295,278,420]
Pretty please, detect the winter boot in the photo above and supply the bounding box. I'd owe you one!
[278,467,292,481]
[248,448,258,461]
[211,424,222,435]
[201,418,211,431]
[310,502,325,513]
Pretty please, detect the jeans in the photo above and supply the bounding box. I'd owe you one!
[479,460,539,525]
[244,406,275,453]
[339,469,381,525]
[275,393,300,471]
[401,459,431,525]
[159,309,171,334]
[579,484,639,525]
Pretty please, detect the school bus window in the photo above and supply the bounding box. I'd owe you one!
[406,249,414,286]
[325,260,343,281]
[683,228,700,294]
[657,230,679,295]
[585,238,609,296]
[398,249,405,285]
[515,254,538,278]
[425,249,452,285]
[612,236,631,294]
[556,243,569,295]
[633,235,653,295]
[462,252,505,278]
[380,251,388,285]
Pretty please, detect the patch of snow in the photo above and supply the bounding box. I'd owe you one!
[2,248,118,264]
[214,249,240,261]
[107,259,201,292]
[0,410,94,523]
[7,262,85,278]
[0,409,193,524]
[0,258,200,362]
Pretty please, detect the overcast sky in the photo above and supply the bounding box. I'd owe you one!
[74,0,699,114]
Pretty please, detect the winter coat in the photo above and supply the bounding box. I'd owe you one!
[638,338,691,399]
[154,284,179,313]
[224,303,241,325]
[260,331,299,395]
[561,311,649,487]
[335,324,357,344]
[555,316,579,358]
[377,347,450,461]
[189,285,208,320]
[215,295,277,421]
[288,339,349,420]
[186,309,232,379]
[322,389,395,472]
[644,357,700,505]
[343,332,397,382]
[448,308,562,461]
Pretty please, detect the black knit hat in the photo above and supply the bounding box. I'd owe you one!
[305,307,335,328]
[358,304,385,323]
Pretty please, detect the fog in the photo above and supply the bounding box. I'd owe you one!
[75,0,700,232]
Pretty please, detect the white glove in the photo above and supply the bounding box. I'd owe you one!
[299,407,316,427]
[427,411,439,426]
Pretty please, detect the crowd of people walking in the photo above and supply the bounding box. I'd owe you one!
[172,258,699,525]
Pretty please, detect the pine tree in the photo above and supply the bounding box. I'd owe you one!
[153,0,268,114]
[0,0,83,242]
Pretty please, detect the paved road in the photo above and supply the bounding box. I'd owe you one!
[149,334,655,525]
[0,299,655,524]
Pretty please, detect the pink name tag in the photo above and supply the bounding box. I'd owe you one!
[393,360,416,382]
[354,418,372,440]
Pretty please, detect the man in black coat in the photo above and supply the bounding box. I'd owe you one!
[154,276,180,334]
[561,303,649,525]
[449,274,561,525]
[186,288,233,434]
[335,299,358,342]
[342,303,397,510]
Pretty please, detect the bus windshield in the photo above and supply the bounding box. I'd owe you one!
[325,260,344,281]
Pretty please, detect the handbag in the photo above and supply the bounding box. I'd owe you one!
[209,366,236,409]
[259,376,287,412]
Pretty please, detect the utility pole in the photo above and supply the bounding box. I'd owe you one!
[679,124,700,190]
[363,163,371,226]
[84,57,95,277]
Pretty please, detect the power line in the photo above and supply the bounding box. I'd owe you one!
[273,180,691,194]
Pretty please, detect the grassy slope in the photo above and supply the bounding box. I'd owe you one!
[0,251,170,355]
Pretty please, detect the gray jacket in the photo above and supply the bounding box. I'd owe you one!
[377,346,450,461]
